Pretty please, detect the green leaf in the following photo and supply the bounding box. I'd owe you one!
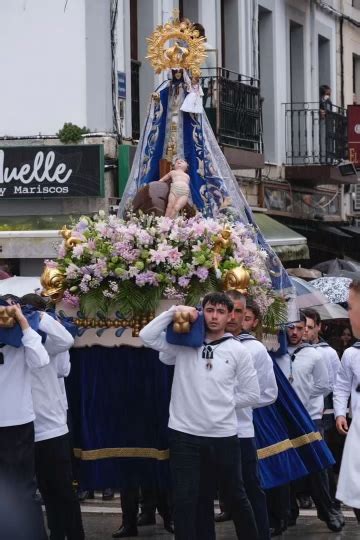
[262,296,288,332]
[79,288,108,317]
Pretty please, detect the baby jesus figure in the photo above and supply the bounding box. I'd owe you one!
[159,158,190,218]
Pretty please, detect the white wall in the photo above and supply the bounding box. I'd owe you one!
[0,0,114,136]
[85,0,113,132]
[0,0,87,136]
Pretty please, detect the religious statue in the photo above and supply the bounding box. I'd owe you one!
[159,158,190,218]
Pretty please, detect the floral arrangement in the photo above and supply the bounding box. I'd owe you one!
[46,211,282,322]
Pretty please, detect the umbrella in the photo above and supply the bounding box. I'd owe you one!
[316,303,348,320]
[289,277,348,320]
[287,267,322,280]
[289,277,329,309]
[314,258,360,276]
[0,276,42,297]
[310,277,351,304]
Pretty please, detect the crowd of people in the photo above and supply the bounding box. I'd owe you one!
[1,281,360,539]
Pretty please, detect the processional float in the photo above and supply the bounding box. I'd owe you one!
[37,14,332,490]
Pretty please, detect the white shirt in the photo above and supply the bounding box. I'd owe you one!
[236,334,278,438]
[56,351,71,411]
[309,342,341,420]
[0,327,49,427]
[276,344,329,414]
[140,308,260,438]
[334,344,360,419]
[31,313,74,442]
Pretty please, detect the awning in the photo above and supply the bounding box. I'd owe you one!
[339,225,360,236]
[0,230,59,258]
[253,212,309,261]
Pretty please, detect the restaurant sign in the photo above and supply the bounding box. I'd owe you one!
[0,144,104,198]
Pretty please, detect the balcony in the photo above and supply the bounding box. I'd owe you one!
[284,102,356,185]
[200,68,264,169]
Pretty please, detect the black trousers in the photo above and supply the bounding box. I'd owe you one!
[266,485,290,531]
[218,438,270,540]
[120,486,172,528]
[239,438,270,540]
[0,421,48,540]
[169,428,258,540]
[290,420,336,523]
[35,433,85,540]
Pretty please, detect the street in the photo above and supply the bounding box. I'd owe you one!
[75,496,359,539]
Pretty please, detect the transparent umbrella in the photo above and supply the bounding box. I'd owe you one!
[310,277,352,304]
[289,277,348,320]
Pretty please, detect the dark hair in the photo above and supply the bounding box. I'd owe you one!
[246,299,261,321]
[350,280,360,294]
[226,290,246,303]
[21,293,47,311]
[192,22,205,38]
[302,308,321,325]
[202,292,234,312]
[2,294,20,305]
[320,84,331,97]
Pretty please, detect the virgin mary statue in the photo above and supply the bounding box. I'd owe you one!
[118,15,294,305]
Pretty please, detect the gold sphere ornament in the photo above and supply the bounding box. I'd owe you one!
[223,266,251,294]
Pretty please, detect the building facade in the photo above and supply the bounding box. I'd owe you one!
[1,0,360,275]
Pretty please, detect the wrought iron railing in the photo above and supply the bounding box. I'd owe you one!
[131,60,141,140]
[200,68,263,153]
[285,102,347,165]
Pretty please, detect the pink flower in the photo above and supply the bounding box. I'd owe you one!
[66,263,80,279]
[45,259,58,269]
[178,276,190,288]
[86,239,96,251]
[63,290,80,308]
[149,248,168,264]
[196,266,209,281]
[58,242,66,258]
[166,248,182,266]
[73,244,84,258]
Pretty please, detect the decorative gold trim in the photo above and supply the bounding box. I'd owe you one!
[257,431,323,460]
[73,313,155,337]
[73,432,322,462]
[73,447,170,461]
[257,439,293,460]
[291,431,322,448]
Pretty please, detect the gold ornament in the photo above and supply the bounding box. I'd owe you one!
[146,17,207,75]
[60,225,83,251]
[40,266,66,302]
[223,266,251,294]
[213,229,232,270]
[72,313,155,337]
[0,306,16,328]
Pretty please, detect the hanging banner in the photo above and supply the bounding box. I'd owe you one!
[0,144,104,198]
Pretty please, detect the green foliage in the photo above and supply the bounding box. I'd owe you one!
[79,288,108,317]
[262,295,288,332]
[185,272,220,307]
[57,122,89,144]
[110,281,166,318]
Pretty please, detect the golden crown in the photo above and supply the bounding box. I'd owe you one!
[146,13,207,77]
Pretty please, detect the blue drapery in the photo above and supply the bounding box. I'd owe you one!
[67,344,334,491]
[67,346,173,490]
